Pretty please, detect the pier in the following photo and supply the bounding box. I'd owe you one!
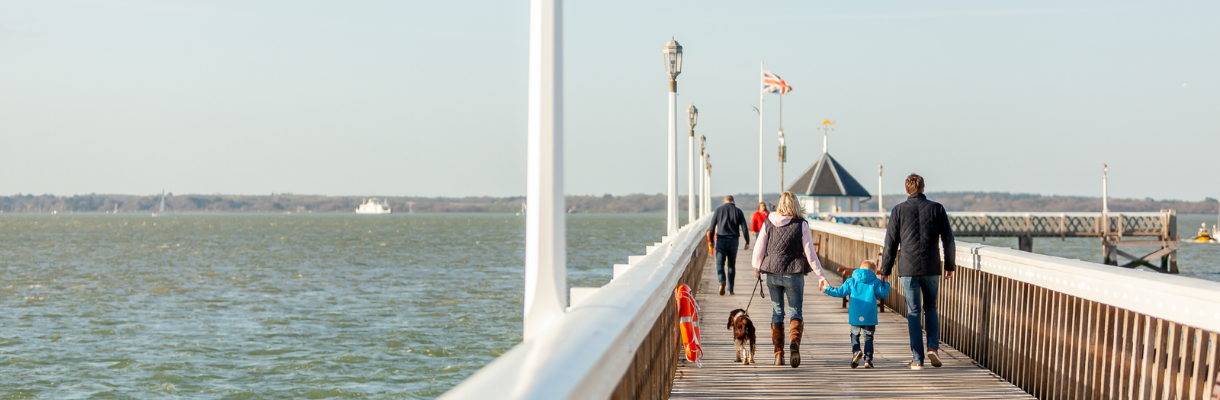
[440,1,1220,398]
[443,216,1220,399]
[813,211,1181,273]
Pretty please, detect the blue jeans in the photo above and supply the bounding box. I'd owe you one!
[766,274,804,323]
[850,325,876,361]
[714,236,739,293]
[901,275,940,364]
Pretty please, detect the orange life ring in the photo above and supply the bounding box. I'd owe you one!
[675,284,702,364]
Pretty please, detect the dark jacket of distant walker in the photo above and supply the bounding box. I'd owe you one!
[708,204,750,244]
[879,193,956,277]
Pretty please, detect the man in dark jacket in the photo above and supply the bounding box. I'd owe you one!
[709,195,750,295]
[878,174,955,370]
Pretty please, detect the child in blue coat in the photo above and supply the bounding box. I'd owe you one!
[823,260,891,368]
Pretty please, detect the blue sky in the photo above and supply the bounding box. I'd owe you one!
[1,1,1216,200]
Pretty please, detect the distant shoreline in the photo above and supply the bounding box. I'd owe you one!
[2,192,1217,214]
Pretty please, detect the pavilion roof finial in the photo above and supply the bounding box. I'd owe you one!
[818,120,835,154]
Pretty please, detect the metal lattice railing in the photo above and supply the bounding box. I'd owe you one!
[809,211,1175,239]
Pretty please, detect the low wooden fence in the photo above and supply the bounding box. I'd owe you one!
[609,229,708,400]
[811,220,1220,400]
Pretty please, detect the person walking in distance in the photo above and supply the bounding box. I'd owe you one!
[750,202,769,240]
[878,174,956,370]
[709,195,750,296]
[752,192,828,367]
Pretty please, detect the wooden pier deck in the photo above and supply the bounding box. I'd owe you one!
[671,241,1033,399]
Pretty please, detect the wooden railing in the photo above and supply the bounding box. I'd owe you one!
[608,226,708,400]
[811,220,1220,400]
[441,217,711,400]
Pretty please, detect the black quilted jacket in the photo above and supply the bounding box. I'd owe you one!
[879,194,956,277]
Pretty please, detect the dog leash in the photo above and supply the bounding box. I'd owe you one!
[745,278,764,311]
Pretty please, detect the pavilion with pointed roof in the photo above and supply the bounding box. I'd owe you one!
[785,130,872,213]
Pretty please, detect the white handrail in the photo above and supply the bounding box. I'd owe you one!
[441,216,713,400]
[808,219,1220,333]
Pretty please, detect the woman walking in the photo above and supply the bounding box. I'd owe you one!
[752,192,828,367]
[750,202,769,240]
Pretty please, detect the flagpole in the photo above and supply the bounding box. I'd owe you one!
[758,62,764,205]
[779,94,783,194]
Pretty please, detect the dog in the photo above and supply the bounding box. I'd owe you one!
[835,267,886,313]
[726,308,756,365]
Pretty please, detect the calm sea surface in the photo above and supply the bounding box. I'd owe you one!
[0,213,669,399]
[2,213,1216,399]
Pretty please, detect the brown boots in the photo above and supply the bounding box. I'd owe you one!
[789,319,804,368]
[770,323,785,365]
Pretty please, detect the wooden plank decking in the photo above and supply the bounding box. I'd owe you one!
[671,240,1033,399]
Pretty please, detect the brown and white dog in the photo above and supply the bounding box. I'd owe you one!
[726,308,756,365]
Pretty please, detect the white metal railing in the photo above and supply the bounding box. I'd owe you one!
[441,216,712,400]
[808,219,1220,333]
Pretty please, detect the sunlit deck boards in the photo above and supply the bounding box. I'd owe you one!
[670,241,1032,399]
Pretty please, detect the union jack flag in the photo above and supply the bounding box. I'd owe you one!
[762,69,792,94]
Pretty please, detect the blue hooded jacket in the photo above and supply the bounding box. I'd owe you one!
[824,268,891,326]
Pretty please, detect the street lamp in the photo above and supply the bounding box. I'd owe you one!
[663,37,683,235]
[698,134,706,217]
[706,154,712,215]
[687,104,698,224]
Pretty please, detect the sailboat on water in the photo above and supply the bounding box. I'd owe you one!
[151,190,167,217]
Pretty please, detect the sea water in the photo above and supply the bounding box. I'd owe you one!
[0,213,669,399]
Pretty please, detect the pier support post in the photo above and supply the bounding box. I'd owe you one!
[1018,235,1033,252]
[523,0,566,340]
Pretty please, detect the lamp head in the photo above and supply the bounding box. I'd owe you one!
[686,104,698,129]
[662,37,682,79]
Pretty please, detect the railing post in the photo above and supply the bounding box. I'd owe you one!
[523,0,565,341]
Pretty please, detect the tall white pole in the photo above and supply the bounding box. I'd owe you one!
[702,153,712,215]
[707,160,713,213]
[667,84,678,235]
[1102,164,1109,214]
[688,124,695,224]
[758,62,765,205]
[523,0,565,340]
[878,165,884,214]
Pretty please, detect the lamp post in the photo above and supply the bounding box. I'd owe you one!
[706,156,712,214]
[878,165,884,214]
[687,105,698,224]
[779,129,786,193]
[663,37,683,235]
[751,63,761,206]
[702,132,712,217]
[523,0,565,340]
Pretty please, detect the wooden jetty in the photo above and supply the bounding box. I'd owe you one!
[812,211,1180,273]
[671,241,1031,399]
[444,214,1220,400]
[443,1,1220,398]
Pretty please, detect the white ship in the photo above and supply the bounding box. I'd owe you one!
[355,198,391,214]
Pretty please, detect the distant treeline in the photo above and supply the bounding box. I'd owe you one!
[1,192,1217,214]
